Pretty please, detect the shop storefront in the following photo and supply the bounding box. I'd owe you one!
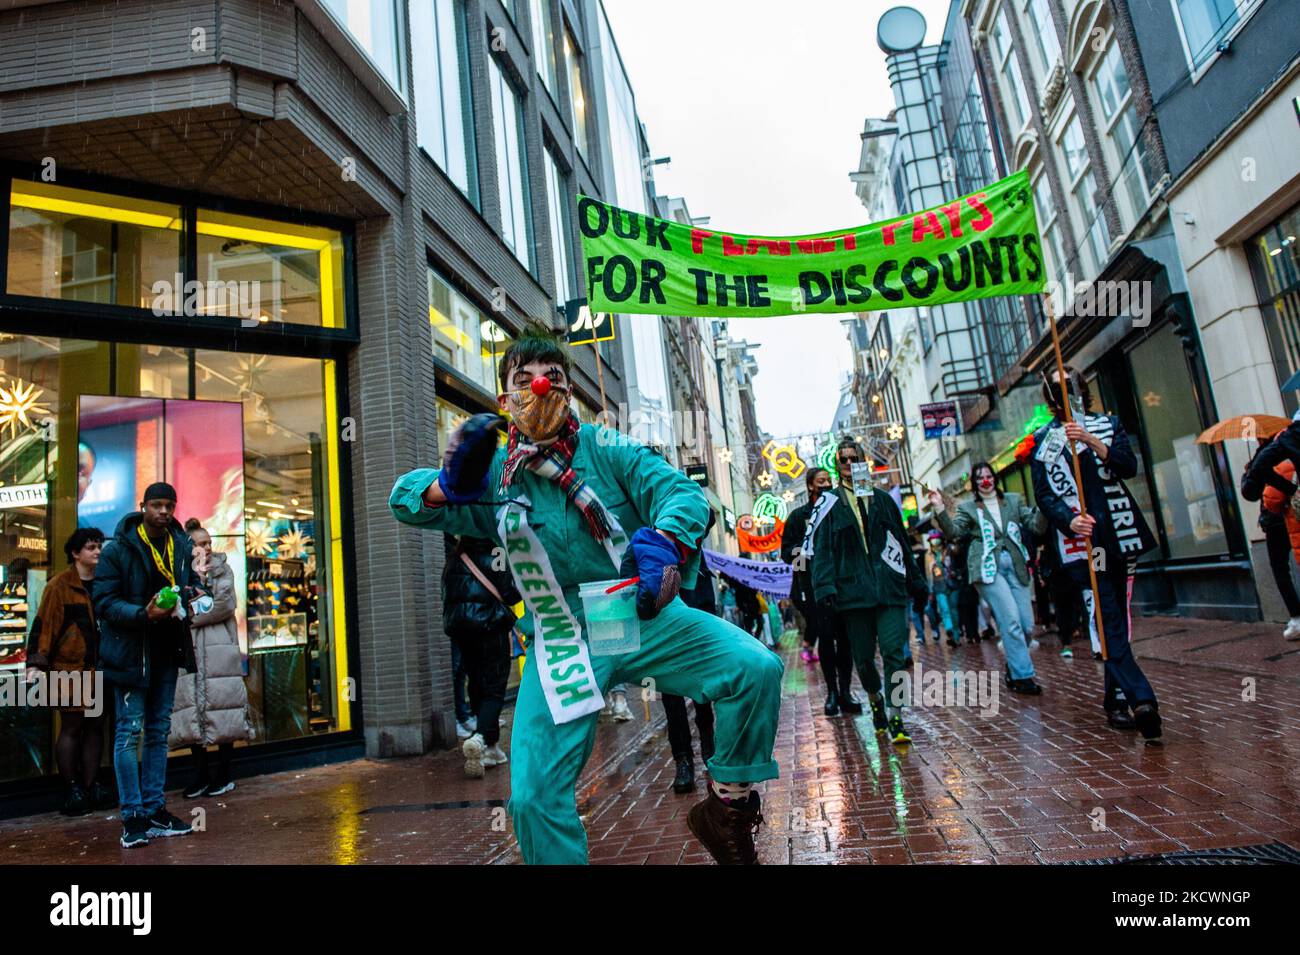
[0,171,360,796]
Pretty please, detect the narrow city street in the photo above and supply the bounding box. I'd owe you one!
[6,616,1298,866]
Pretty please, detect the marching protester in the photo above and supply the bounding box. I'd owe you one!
[443,534,522,778]
[172,519,255,798]
[782,467,857,711]
[925,535,959,647]
[1030,368,1163,741]
[811,437,927,743]
[390,325,782,865]
[662,514,719,794]
[27,528,107,816]
[95,482,198,847]
[909,530,941,646]
[930,462,1046,695]
[1242,421,1300,640]
[1249,450,1300,640]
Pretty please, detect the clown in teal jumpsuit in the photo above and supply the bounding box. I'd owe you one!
[389,329,782,865]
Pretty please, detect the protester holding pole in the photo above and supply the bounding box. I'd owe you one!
[1029,366,1162,741]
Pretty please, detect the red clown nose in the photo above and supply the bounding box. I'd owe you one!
[530,376,552,396]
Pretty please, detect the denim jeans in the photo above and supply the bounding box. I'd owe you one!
[976,550,1036,680]
[112,665,178,819]
[933,592,956,636]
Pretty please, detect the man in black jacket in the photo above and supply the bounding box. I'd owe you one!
[1241,416,1300,502]
[443,535,523,779]
[1030,369,1162,741]
[95,482,197,847]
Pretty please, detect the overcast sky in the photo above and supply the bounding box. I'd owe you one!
[602,0,952,438]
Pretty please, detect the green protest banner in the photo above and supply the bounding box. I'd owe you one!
[578,169,1043,318]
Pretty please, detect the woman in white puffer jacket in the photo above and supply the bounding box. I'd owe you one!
[170,519,255,797]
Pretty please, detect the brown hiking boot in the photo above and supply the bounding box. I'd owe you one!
[687,789,764,865]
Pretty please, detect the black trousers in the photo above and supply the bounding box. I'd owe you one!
[814,604,855,697]
[662,694,715,761]
[1262,517,1300,617]
[451,628,512,746]
[1067,561,1157,713]
[956,584,981,642]
[1050,569,1084,645]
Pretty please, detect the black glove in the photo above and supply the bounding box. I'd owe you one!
[911,590,928,614]
[818,593,837,613]
[437,413,504,503]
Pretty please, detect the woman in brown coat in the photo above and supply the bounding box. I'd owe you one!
[170,519,254,797]
[27,527,108,815]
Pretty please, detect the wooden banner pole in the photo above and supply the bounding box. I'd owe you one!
[1043,292,1108,661]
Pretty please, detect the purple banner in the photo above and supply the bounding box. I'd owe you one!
[702,549,792,598]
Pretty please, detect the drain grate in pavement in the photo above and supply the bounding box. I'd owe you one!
[361,799,506,814]
[1062,842,1300,865]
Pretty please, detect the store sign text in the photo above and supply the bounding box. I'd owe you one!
[0,482,48,509]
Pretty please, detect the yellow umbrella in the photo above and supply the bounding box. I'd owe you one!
[1196,414,1292,444]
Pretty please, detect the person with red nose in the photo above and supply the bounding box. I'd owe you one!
[930,463,1047,694]
[390,325,782,864]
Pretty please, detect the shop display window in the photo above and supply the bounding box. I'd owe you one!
[0,335,351,783]
[195,210,345,328]
[428,267,512,397]
[5,180,182,309]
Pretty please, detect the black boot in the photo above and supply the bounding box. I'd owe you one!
[1133,702,1163,744]
[89,780,116,810]
[823,691,841,716]
[1106,708,1137,730]
[671,755,696,794]
[60,782,91,817]
[839,689,864,715]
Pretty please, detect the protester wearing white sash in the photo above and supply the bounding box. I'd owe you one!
[389,326,782,864]
[781,467,855,714]
[931,462,1046,694]
[1029,367,1162,743]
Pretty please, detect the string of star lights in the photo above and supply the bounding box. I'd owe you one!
[710,421,910,494]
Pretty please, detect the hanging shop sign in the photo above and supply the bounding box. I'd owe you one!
[722,507,736,533]
[563,298,616,345]
[0,482,49,509]
[920,400,961,439]
[577,170,1042,318]
[761,439,806,479]
[684,464,709,486]
[737,516,785,554]
[752,492,788,524]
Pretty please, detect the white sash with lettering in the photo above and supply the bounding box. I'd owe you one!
[800,491,837,559]
[1036,413,1115,564]
[881,529,907,576]
[496,495,626,725]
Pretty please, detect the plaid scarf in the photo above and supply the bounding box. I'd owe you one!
[500,415,615,542]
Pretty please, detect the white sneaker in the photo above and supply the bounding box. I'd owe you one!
[995,639,1005,655]
[610,692,633,722]
[456,720,473,741]
[465,715,478,732]
[1283,617,1300,640]
[1028,638,1041,651]
[482,743,509,768]
[463,733,486,778]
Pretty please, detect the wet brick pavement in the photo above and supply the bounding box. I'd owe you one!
[3,614,1299,864]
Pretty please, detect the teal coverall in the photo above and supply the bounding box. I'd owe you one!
[389,425,783,864]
